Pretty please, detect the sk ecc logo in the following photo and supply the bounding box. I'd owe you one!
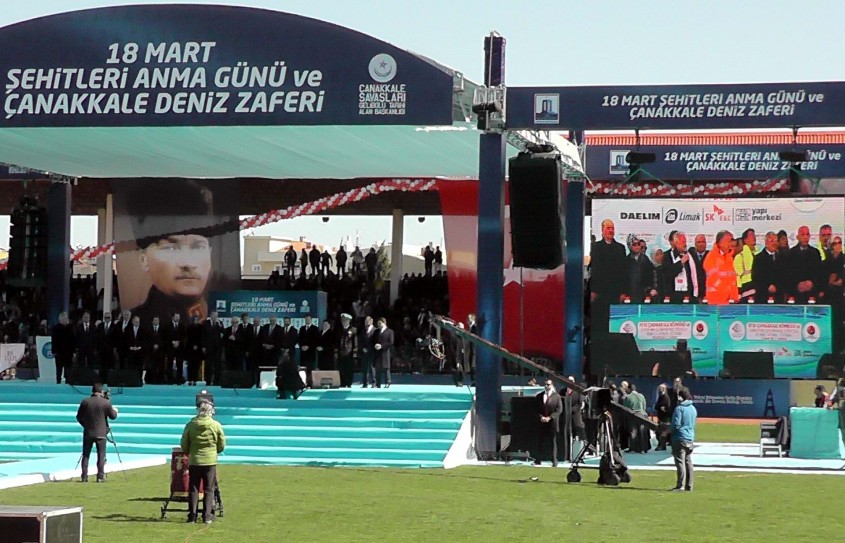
[803,323,820,343]
[369,54,397,83]
[692,320,708,340]
[620,320,637,335]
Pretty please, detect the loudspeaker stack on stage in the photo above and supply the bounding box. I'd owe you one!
[508,151,566,270]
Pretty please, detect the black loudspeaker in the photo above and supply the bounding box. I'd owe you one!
[310,370,341,389]
[640,350,693,378]
[722,351,775,379]
[107,369,142,387]
[65,367,100,386]
[817,353,845,379]
[508,396,566,463]
[508,153,565,269]
[220,371,255,389]
[584,387,612,419]
[592,333,640,376]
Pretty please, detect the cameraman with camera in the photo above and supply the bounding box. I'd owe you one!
[76,383,119,483]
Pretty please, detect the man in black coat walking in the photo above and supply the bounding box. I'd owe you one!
[76,383,118,482]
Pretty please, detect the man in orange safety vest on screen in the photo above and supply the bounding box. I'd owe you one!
[703,230,740,305]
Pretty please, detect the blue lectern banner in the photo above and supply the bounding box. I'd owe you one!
[610,304,831,378]
[209,290,327,328]
[610,304,719,376]
[717,304,831,378]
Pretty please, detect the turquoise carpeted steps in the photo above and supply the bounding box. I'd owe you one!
[0,382,472,468]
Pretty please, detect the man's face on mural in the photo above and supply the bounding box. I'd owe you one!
[141,234,211,299]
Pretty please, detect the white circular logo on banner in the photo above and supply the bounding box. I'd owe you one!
[692,320,708,340]
[728,320,745,341]
[803,322,821,342]
[369,54,397,82]
[620,320,637,335]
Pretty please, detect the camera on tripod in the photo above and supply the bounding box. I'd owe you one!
[415,336,443,351]
[583,387,611,419]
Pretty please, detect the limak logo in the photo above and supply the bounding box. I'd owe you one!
[368,54,397,83]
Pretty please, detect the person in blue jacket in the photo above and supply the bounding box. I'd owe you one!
[670,387,697,492]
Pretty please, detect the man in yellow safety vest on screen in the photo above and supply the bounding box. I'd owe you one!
[818,224,833,261]
[733,228,758,302]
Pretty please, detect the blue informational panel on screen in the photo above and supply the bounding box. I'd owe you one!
[609,304,719,376]
[610,304,832,378]
[716,304,832,379]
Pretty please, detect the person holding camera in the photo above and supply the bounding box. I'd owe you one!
[181,399,226,524]
[76,383,118,483]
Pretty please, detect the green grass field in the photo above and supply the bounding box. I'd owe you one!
[0,462,838,543]
[695,421,759,443]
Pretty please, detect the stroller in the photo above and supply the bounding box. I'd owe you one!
[160,447,224,520]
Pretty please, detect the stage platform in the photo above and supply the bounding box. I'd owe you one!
[0,381,474,477]
[0,453,167,490]
[476,441,845,476]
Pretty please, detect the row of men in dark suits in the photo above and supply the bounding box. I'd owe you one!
[50,308,400,388]
[593,222,843,306]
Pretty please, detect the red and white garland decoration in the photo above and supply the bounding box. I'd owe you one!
[7,178,437,269]
[0,177,789,270]
[588,178,790,197]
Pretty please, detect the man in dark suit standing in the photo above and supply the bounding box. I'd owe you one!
[786,225,823,303]
[626,236,654,303]
[95,312,116,382]
[335,314,357,387]
[75,311,97,369]
[123,315,147,377]
[752,231,783,303]
[590,219,627,335]
[147,317,166,384]
[112,310,132,370]
[280,317,299,356]
[51,312,76,385]
[298,315,320,372]
[535,378,563,467]
[224,317,247,372]
[259,316,284,369]
[316,319,335,371]
[76,383,118,482]
[202,311,225,386]
[164,312,186,383]
[359,316,376,387]
[373,317,393,388]
[185,315,204,386]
